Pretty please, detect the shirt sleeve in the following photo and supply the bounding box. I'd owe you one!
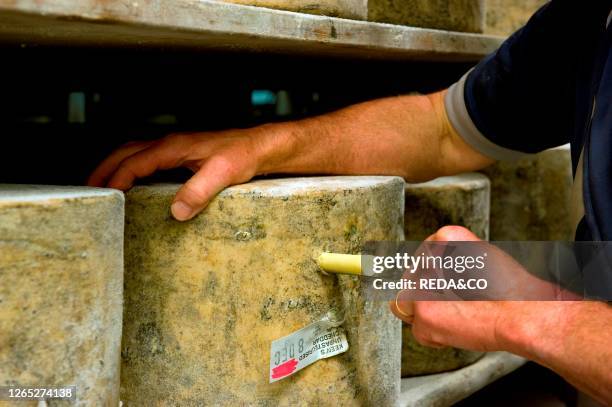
[445,0,612,161]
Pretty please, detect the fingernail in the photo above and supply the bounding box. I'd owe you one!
[171,201,193,221]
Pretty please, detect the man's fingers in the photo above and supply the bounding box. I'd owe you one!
[87,141,153,187]
[390,298,447,348]
[89,132,257,221]
[89,134,195,188]
[411,320,446,349]
[106,144,185,190]
[172,156,250,221]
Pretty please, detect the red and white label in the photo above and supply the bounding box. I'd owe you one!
[269,315,348,383]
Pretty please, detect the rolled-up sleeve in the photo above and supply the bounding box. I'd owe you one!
[445,71,530,161]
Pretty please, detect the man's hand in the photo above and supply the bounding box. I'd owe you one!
[391,226,526,351]
[88,91,493,221]
[88,128,271,220]
[391,225,612,405]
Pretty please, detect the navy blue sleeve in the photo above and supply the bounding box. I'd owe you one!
[460,0,611,155]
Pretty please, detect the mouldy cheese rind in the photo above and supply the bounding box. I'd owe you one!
[121,176,404,406]
[0,185,124,406]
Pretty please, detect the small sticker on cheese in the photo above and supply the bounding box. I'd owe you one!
[269,315,349,383]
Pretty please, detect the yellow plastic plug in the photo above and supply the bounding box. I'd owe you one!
[317,253,362,275]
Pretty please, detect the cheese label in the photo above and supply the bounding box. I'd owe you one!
[269,310,349,383]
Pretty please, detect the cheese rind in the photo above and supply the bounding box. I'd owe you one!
[368,0,485,32]
[0,185,124,406]
[482,145,572,240]
[122,176,404,405]
[220,0,367,20]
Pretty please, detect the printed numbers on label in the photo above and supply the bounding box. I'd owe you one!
[273,342,296,366]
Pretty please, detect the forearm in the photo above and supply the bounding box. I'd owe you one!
[502,301,612,404]
[256,90,494,182]
[89,89,495,220]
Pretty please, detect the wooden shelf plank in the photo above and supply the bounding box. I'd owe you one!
[0,0,503,61]
[400,352,527,406]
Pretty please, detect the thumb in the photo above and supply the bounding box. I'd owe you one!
[171,158,241,221]
[426,225,481,242]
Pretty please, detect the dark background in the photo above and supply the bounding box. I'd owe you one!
[0,44,470,185]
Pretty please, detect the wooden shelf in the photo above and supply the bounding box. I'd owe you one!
[0,0,503,61]
[400,352,527,406]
